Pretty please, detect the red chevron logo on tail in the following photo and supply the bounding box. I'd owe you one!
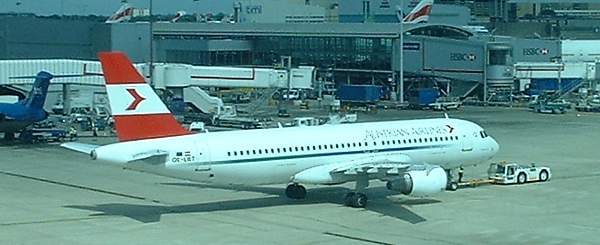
[125,88,146,110]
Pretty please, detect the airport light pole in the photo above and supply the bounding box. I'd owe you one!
[149,0,154,86]
[397,8,404,103]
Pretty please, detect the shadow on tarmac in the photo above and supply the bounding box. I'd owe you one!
[65,183,439,224]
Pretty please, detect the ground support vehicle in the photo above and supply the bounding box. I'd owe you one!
[488,162,551,184]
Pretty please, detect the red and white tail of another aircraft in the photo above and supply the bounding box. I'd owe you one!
[399,0,434,24]
[106,4,135,24]
[62,52,499,208]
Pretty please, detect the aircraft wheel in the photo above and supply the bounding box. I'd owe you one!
[517,173,527,184]
[539,170,549,182]
[285,184,306,199]
[344,192,355,206]
[345,192,367,208]
[446,182,459,191]
[352,193,368,208]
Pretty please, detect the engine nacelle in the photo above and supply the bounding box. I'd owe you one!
[386,166,447,197]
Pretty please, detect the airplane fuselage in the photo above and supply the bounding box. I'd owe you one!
[93,118,499,186]
[0,103,47,132]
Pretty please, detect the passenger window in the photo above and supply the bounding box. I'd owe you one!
[252,150,256,154]
[312,146,316,150]
[295,147,298,151]
[403,140,407,144]
[353,143,356,147]
[240,151,244,156]
[283,148,286,152]
[335,144,339,148]
[234,151,238,156]
[358,142,362,147]
[373,142,377,146]
[324,145,328,149]
[319,145,322,150]
[289,147,293,152]
[365,142,369,146]
[227,152,231,156]
[392,140,396,144]
[381,141,385,145]
[346,143,350,148]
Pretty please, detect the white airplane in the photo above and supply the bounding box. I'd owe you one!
[62,52,499,208]
[398,0,434,24]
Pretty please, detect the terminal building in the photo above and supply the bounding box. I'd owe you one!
[2,0,596,103]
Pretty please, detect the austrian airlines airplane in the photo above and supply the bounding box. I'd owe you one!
[62,52,499,208]
[399,0,434,24]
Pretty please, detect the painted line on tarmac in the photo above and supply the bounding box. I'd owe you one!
[323,231,394,245]
[0,170,161,203]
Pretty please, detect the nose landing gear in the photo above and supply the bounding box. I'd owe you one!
[445,169,459,191]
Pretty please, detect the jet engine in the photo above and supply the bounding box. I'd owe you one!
[386,166,447,197]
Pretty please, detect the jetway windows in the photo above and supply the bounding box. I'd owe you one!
[489,49,511,65]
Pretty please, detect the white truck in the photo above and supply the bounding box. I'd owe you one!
[488,162,551,184]
[428,97,462,111]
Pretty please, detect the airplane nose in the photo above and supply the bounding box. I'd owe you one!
[490,138,500,155]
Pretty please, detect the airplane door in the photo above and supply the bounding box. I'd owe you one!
[193,142,212,172]
[506,166,515,181]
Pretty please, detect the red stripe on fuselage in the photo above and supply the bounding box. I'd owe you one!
[113,113,189,142]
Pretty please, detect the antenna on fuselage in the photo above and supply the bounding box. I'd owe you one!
[444,113,449,119]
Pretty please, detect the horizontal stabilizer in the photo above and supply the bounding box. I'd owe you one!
[61,142,99,155]
[129,150,169,164]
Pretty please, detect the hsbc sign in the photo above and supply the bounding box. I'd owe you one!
[246,5,262,14]
[523,48,549,56]
[450,53,477,62]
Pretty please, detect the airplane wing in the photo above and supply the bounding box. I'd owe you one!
[293,153,414,184]
[61,142,99,154]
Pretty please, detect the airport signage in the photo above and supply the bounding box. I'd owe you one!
[403,42,420,51]
[450,53,476,62]
[523,48,549,56]
[246,5,262,14]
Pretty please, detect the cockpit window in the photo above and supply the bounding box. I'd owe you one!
[480,131,489,138]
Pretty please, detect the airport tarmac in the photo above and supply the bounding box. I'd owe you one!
[1,106,600,244]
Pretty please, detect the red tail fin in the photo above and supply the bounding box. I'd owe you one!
[98,52,189,142]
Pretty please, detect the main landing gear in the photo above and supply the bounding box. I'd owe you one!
[445,169,459,191]
[285,183,306,199]
[285,178,370,208]
[344,176,369,208]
